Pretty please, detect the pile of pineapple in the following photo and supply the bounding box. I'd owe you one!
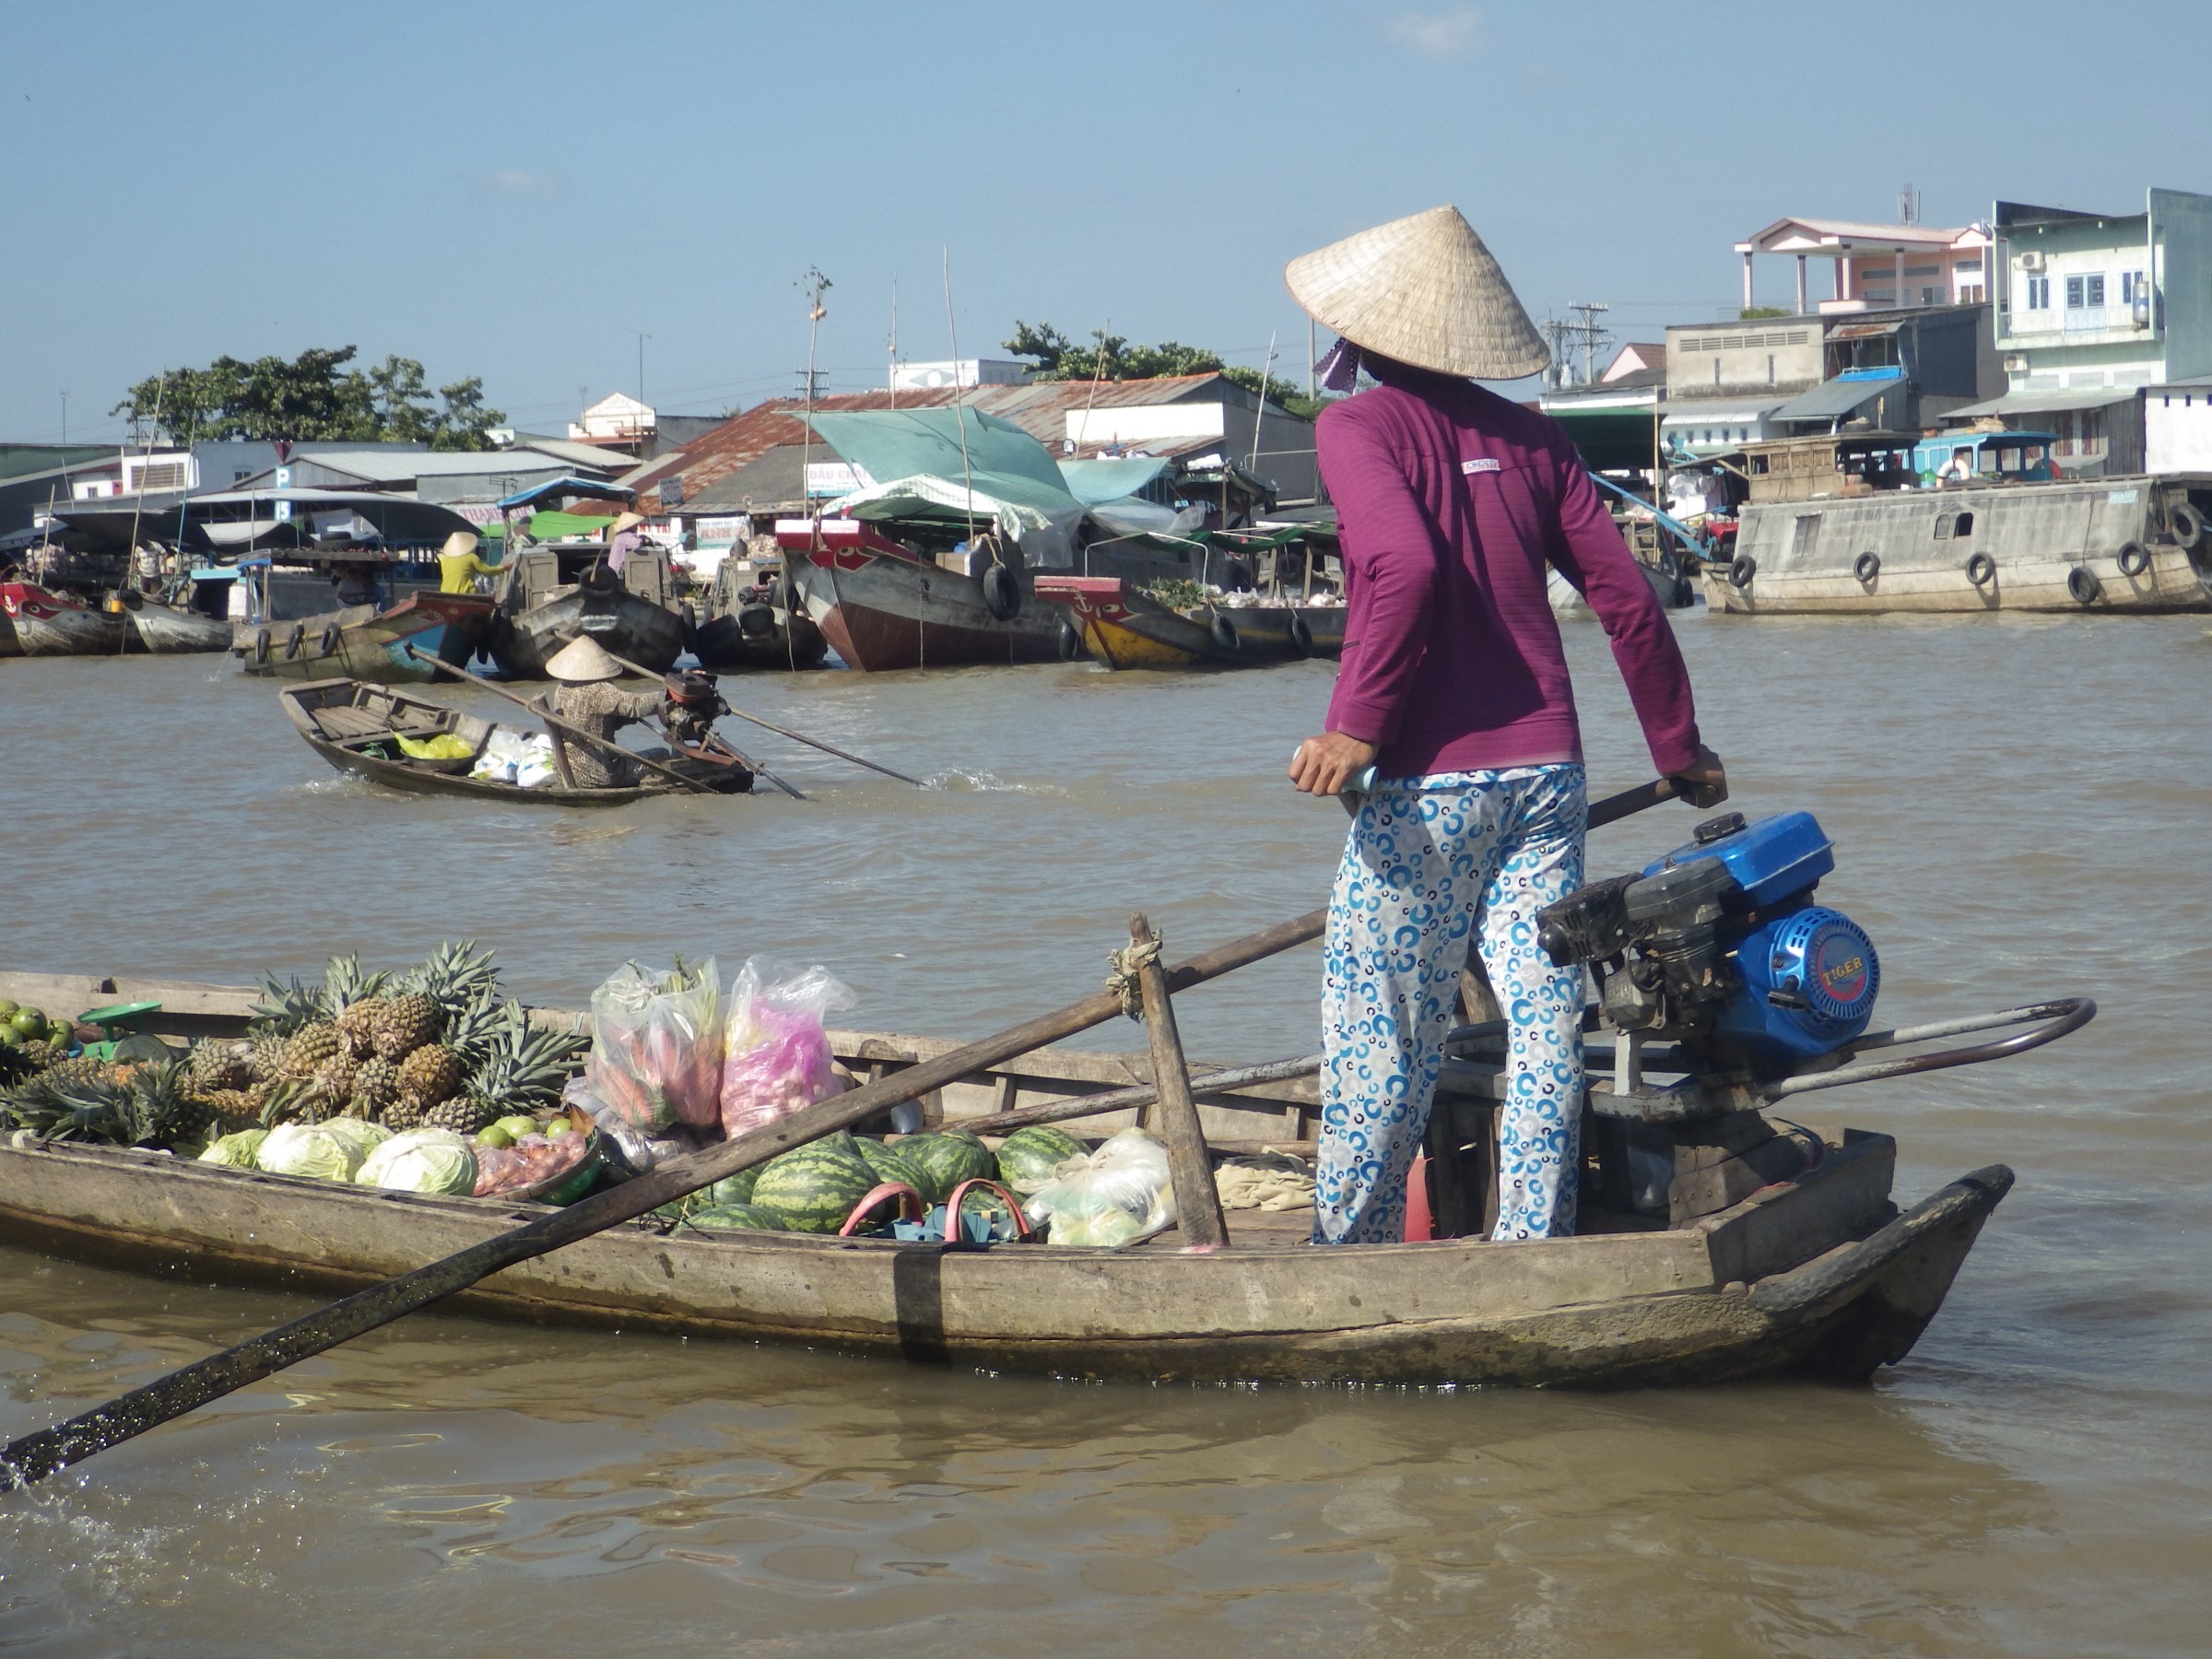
[0,942,586,1154]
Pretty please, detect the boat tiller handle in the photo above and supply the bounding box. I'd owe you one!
[1765,996,2096,1100]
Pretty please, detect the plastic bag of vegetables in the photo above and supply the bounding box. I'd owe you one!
[1022,1128,1176,1247]
[719,958,855,1139]
[357,1127,478,1195]
[258,1123,370,1182]
[584,958,722,1135]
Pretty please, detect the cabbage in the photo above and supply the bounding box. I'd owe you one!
[199,1130,268,1168]
[318,1117,392,1159]
[357,1127,478,1195]
[258,1123,368,1182]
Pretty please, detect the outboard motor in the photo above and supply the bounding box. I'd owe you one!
[659,669,729,749]
[1538,810,1879,1077]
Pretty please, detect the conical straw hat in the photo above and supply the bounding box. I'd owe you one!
[439,530,479,559]
[545,635,624,682]
[1285,206,1549,382]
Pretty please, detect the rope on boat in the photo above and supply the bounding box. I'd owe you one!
[1106,928,1162,1020]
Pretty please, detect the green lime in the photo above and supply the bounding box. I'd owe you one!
[475,1124,515,1150]
[0,999,18,1019]
[7,1011,41,1038]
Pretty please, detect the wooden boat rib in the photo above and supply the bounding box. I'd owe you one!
[278,679,750,804]
[0,970,2010,1387]
[1035,575,1346,670]
[236,592,494,682]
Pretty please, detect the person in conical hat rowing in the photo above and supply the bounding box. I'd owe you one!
[1282,205,1726,1246]
[436,528,505,595]
[537,635,671,788]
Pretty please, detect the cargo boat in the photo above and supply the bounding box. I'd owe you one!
[0,965,2055,1388]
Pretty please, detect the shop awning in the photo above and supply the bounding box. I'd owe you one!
[1945,386,2141,419]
[1769,372,1901,423]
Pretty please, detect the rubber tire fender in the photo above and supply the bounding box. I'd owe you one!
[1056,617,1085,662]
[318,623,341,656]
[2171,500,2205,549]
[736,602,775,638]
[1854,551,1880,583]
[980,560,1021,621]
[1208,610,1241,654]
[1965,551,1996,587]
[2116,540,2151,578]
[1287,612,1315,658]
[253,627,272,665]
[283,621,306,660]
[1728,554,1757,587]
[580,562,619,596]
[2068,566,2101,606]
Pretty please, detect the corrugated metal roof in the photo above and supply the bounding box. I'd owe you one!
[1769,375,1900,422]
[276,447,571,482]
[625,375,1241,514]
[1947,387,2140,418]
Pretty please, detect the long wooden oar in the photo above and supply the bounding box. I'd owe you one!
[400,646,726,798]
[598,644,924,789]
[0,907,1325,1490]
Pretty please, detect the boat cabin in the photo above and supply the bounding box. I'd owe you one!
[1740,432,1927,504]
[1910,429,2057,487]
[500,541,674,613]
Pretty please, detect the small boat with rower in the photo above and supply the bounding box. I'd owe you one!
[0,801,2089,1388]
[277,678,753,803]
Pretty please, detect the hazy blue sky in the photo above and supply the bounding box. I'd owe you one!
[4,0,2206,444]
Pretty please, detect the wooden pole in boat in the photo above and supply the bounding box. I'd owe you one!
[591,644,893,794]
[1128,914,1230,1248]
[0,905,1327,1490]
[976,1053,1323,1136]
[399,645,724,797]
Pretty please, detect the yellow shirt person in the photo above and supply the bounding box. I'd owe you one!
[437,530,504,594]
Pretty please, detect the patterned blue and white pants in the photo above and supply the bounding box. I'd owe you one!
[1314,764,1587,1244]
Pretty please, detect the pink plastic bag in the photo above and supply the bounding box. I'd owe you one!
[720,959,855,1137]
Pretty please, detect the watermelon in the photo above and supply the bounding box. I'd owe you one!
[993,1125,1088,1193]
[896,1129,996,1202]
[749,1136,879,1233]
[681,1203,785,1233]
[707,1167,759,1207]
[853,1136,928,1193]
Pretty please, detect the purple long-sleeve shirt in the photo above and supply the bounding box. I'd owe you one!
[1319,362,1701,779]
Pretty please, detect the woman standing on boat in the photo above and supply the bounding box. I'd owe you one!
[1284,206,1724,1245]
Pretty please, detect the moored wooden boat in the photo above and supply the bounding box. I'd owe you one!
[235,592,495,682]
[277,678,751,803]
[1,583,127,654]
[782,523,1063,670]
[125,601,234,653]
[489,543,689,677]
[0,968,2016,1387]
[1036,574,1347,670]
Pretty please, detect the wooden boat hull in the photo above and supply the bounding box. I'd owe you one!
[0,968,2010,1389]
[688,604,830,672]
[277,678,748,805]
[0,1126,1999,1387]
[1,585,127,655]
[125,603,233,653]
[491,589,688,678]
[1035,575,1346,671]
[785,545,1061,670]
[236,594,494,682]
[1708,477,2212,615]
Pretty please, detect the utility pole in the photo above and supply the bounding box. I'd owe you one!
[626,330,650,414]
[59,391,67,445]
[1568,301,1611,385]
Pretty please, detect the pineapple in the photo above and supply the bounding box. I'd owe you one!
[423,1095,494,1135]
[314,1049,360,1101]
[465,1015,587,1117]
[336,996,386,1059]
[395,1043,463,1111]
[249,1077,325,1127]
[350,1055,400,1121]
[280,1021,342,1077]
[199,1088,261,1135]
[249,1034,289,1082]
[131,1061,216,1148]
[371,994,441,1060]
[381,1096,429,1132]
[248,971,325,1038]
[185,1039,253,1094]
[400,940,500,1014]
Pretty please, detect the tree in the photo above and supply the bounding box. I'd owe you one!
[1003,322,1308,410]
[112,346,505,450]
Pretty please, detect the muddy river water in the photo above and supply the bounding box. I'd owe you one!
[1,609,2206,1655]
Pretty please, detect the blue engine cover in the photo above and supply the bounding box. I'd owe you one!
[1645,810,1835,907]
[1719,905,1880,1068]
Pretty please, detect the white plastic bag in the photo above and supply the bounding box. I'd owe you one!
[1023,1127,1176,1246]
[470,728,533,783]
[719,958,856,1137]
[513,734,559,790]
